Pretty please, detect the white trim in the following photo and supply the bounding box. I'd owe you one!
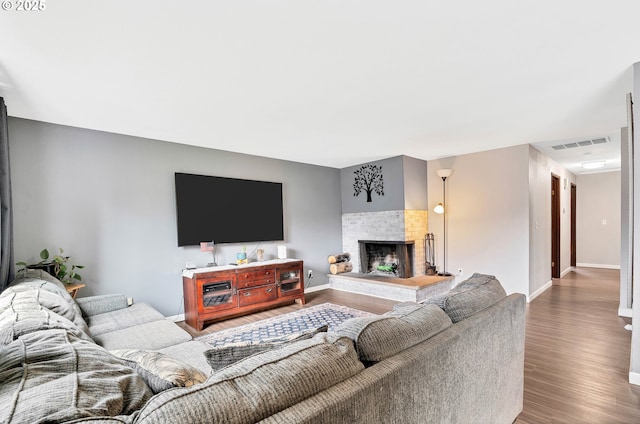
[166,313,185,323]
[619,307,633,318]
[560,267,574,277]
[305,283,330,293]
[576,263,621,270]
[630,372,640,386]
[528,280,553,302]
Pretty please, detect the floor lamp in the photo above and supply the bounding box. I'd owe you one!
[434,169,452,276]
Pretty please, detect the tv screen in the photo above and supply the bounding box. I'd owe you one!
[175,173,284,246]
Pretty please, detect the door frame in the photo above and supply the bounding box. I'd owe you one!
[551,174,561,278]
[570,183,576,267]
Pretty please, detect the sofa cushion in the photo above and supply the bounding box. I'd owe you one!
[93,319,192,350]
[87,302,165,336]
[132,333,364,424]
[111,349,207,394]
[425,273,507,322]
[333,303,452,362]
[76,294,129,317]
[0,328,152,423]
[203,324,328,371]
[159,340,214,375]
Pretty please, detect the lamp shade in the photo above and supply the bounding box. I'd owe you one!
[436,168,453,178]
[434,203,444,214]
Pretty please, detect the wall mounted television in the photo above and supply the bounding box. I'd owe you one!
[175,172,284,246]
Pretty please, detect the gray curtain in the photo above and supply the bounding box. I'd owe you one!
[0,97,14,290]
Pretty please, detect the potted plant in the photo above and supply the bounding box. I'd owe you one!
[16,248,84,284]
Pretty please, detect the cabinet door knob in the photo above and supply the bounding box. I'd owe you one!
[266,287,273,293]
[244,292,251,296]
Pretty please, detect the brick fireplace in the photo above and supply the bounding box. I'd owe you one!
[342,210,428,278]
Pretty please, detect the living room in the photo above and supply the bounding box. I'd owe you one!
[1,2,640,422]
[7,118,612,314]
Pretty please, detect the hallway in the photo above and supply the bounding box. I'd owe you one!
[517,267,640,423]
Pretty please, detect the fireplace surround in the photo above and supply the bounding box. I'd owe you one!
[342,210,428,277]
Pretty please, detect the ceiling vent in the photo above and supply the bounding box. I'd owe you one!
[551,137,609,151]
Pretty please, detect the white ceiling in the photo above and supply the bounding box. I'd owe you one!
[0,1,637,171]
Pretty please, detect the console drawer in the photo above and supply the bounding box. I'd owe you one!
[238,285,277,307]
[237,275,275,288]
[237,268,274,284]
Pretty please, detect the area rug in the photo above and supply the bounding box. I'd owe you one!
[195,303,375,347]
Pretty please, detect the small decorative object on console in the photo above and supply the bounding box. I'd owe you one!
[200,241,217,266]
[236,246,248,265]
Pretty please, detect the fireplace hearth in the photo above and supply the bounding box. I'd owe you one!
[358,240,414,279]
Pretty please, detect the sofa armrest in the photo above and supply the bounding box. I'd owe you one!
[76,294,129,317]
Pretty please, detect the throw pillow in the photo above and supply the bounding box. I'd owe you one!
[204,324,328,371]
[111,349,207,394]
[425,273,507,322]
[332,303,452,363]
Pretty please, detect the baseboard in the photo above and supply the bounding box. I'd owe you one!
[630,371,640,386]
[560,267,574,277]
[576,263,621,270]
[528,280,552,302]
[619,307,633,318]
[305,284,330,293]
[166,313,185,323]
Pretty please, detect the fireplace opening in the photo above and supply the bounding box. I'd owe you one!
[358,240,414,278]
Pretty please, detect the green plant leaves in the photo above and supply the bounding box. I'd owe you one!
[18,248,84,285]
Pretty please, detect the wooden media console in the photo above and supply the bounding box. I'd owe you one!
[182,259,305,331]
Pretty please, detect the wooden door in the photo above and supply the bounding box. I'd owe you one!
[551,175,561,278]
[571,184,577,267]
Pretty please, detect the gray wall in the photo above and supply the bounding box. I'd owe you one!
[575,171,621,267]
[341,156,404,212]
[340,155,428,213]
[9,118,343,316]
[402,156,428,210]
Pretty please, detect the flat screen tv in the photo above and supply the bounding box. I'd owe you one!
[175,172,284,246]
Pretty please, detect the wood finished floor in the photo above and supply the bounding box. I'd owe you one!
[516,267,640,423]
[177,268,640,422]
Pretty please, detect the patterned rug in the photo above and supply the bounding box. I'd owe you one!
[195,303,375,347]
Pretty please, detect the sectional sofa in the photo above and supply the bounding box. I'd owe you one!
[0,270,525,423]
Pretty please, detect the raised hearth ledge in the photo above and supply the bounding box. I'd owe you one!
[328,273,454,303]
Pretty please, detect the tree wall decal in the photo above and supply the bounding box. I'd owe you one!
[353,164,384,202]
